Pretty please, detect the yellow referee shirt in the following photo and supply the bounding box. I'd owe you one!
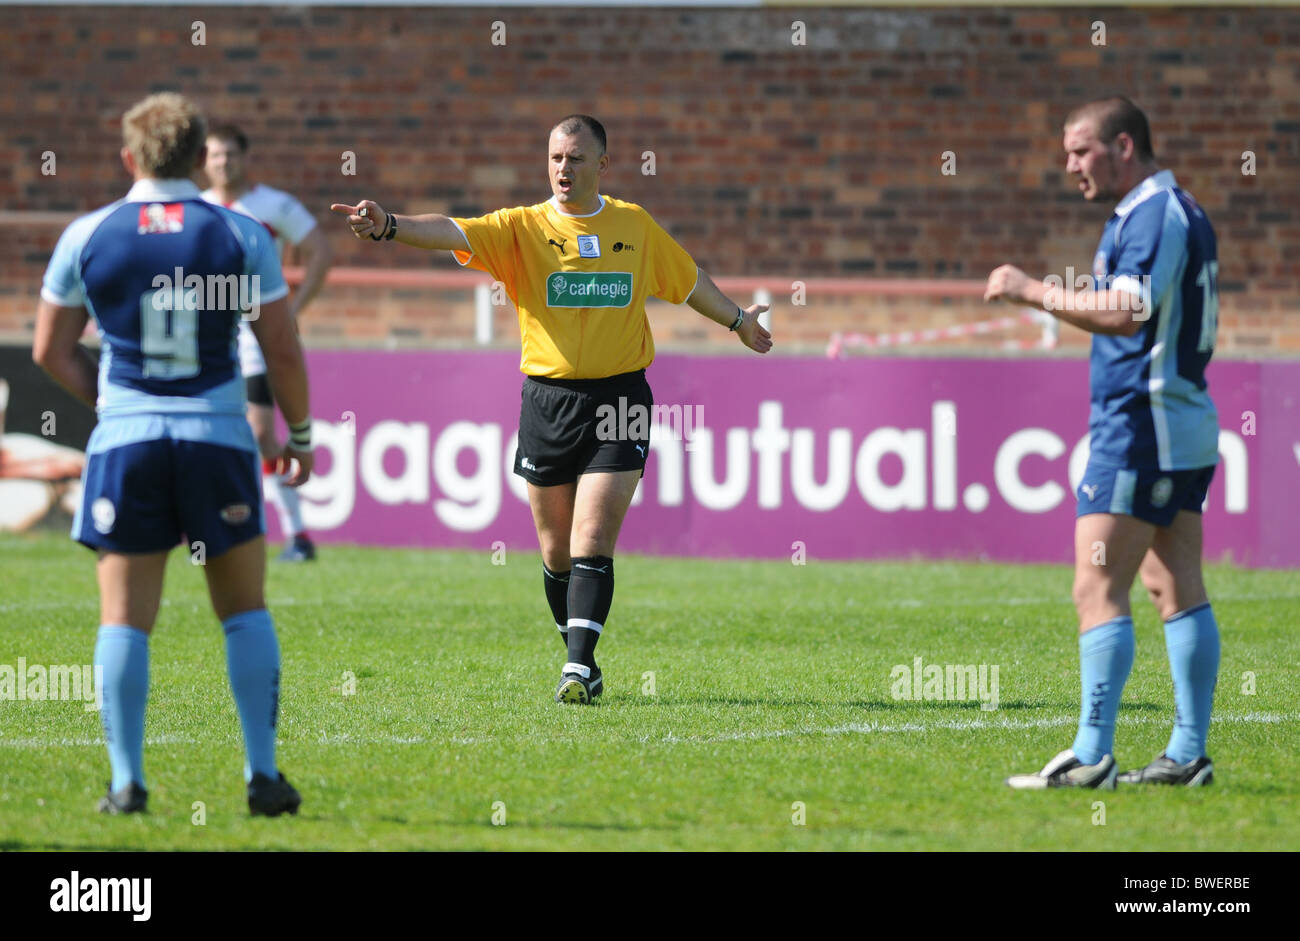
[451,195,699,379]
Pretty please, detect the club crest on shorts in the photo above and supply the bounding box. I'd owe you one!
[220,503,252,525]
[577,235,600,258]
[91,497,116,534]
[1150,477,1173,509]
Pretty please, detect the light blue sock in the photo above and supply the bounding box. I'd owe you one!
[1164,603,1220,764]
[94,625,149,792]
[222,609,281,782]
[1071,616,1135,765]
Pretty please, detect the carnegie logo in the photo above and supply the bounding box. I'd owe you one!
[546,271,633,308]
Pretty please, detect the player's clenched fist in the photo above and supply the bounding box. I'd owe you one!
[278,448,314,487]
[330,200,389,240]
[983,264,1039,306]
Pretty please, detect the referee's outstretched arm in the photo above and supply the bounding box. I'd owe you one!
[330,201,467,252]
[686,267,773,354]
[332,200,773,353]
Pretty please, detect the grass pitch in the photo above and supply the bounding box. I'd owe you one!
[1,530,1296,851]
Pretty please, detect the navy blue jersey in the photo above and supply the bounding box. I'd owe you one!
[41,178,288,419]
[1089,170,1219,470]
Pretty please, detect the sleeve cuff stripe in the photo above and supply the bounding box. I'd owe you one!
[40,287,81,307]
[260,284,291,305]
[681,268,701,305]
[1109,275,1147,299]
[290,219,319,244]
[449,219,474,264]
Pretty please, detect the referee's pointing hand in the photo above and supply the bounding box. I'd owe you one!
[330,200,388,240]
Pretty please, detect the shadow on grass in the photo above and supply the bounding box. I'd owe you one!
[0,839,192,851]
[0,814,689,849]
[1,841,309,850]
[450,818,686,832]
[610,696,1167,712]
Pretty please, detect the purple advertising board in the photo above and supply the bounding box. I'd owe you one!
[285,351,1299,569]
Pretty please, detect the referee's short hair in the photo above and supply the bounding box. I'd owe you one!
[552,114,607,155]
[122,93,207,180]
[1065,96,1155,161]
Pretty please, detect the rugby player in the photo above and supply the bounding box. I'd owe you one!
[332,115,772,703]
[33,93,313,814]
[987,97,1221,789]
[203,124,333,562]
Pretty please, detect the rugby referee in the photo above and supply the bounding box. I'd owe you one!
[332,115,772,703]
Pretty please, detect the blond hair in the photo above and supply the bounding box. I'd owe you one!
[121,93,207,179]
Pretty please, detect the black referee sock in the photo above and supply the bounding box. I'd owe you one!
[566,555,614,671]
[542,564,571,649]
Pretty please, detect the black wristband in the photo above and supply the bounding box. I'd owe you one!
[369,210,392,241]
[384,213,398,241]
[728,306,745,331]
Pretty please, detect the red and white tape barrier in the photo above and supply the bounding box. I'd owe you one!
[827,309,1056,358]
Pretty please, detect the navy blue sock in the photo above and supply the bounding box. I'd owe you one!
[222,609,281,782]
[1070,616,1135,765]
[1164,603,1220,764]
[94,625,150,792]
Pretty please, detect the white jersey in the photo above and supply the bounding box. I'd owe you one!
[200,184,317,377]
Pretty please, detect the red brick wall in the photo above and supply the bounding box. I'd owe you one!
[3,5,1297,355]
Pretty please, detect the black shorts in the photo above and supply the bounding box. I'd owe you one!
[514,370,653,486]
[245,373,273,407]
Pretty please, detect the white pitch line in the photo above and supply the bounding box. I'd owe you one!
[2,712,1293,749]
[662,711,1297,744]
[0,732,490,747]
[0,732,201,748]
